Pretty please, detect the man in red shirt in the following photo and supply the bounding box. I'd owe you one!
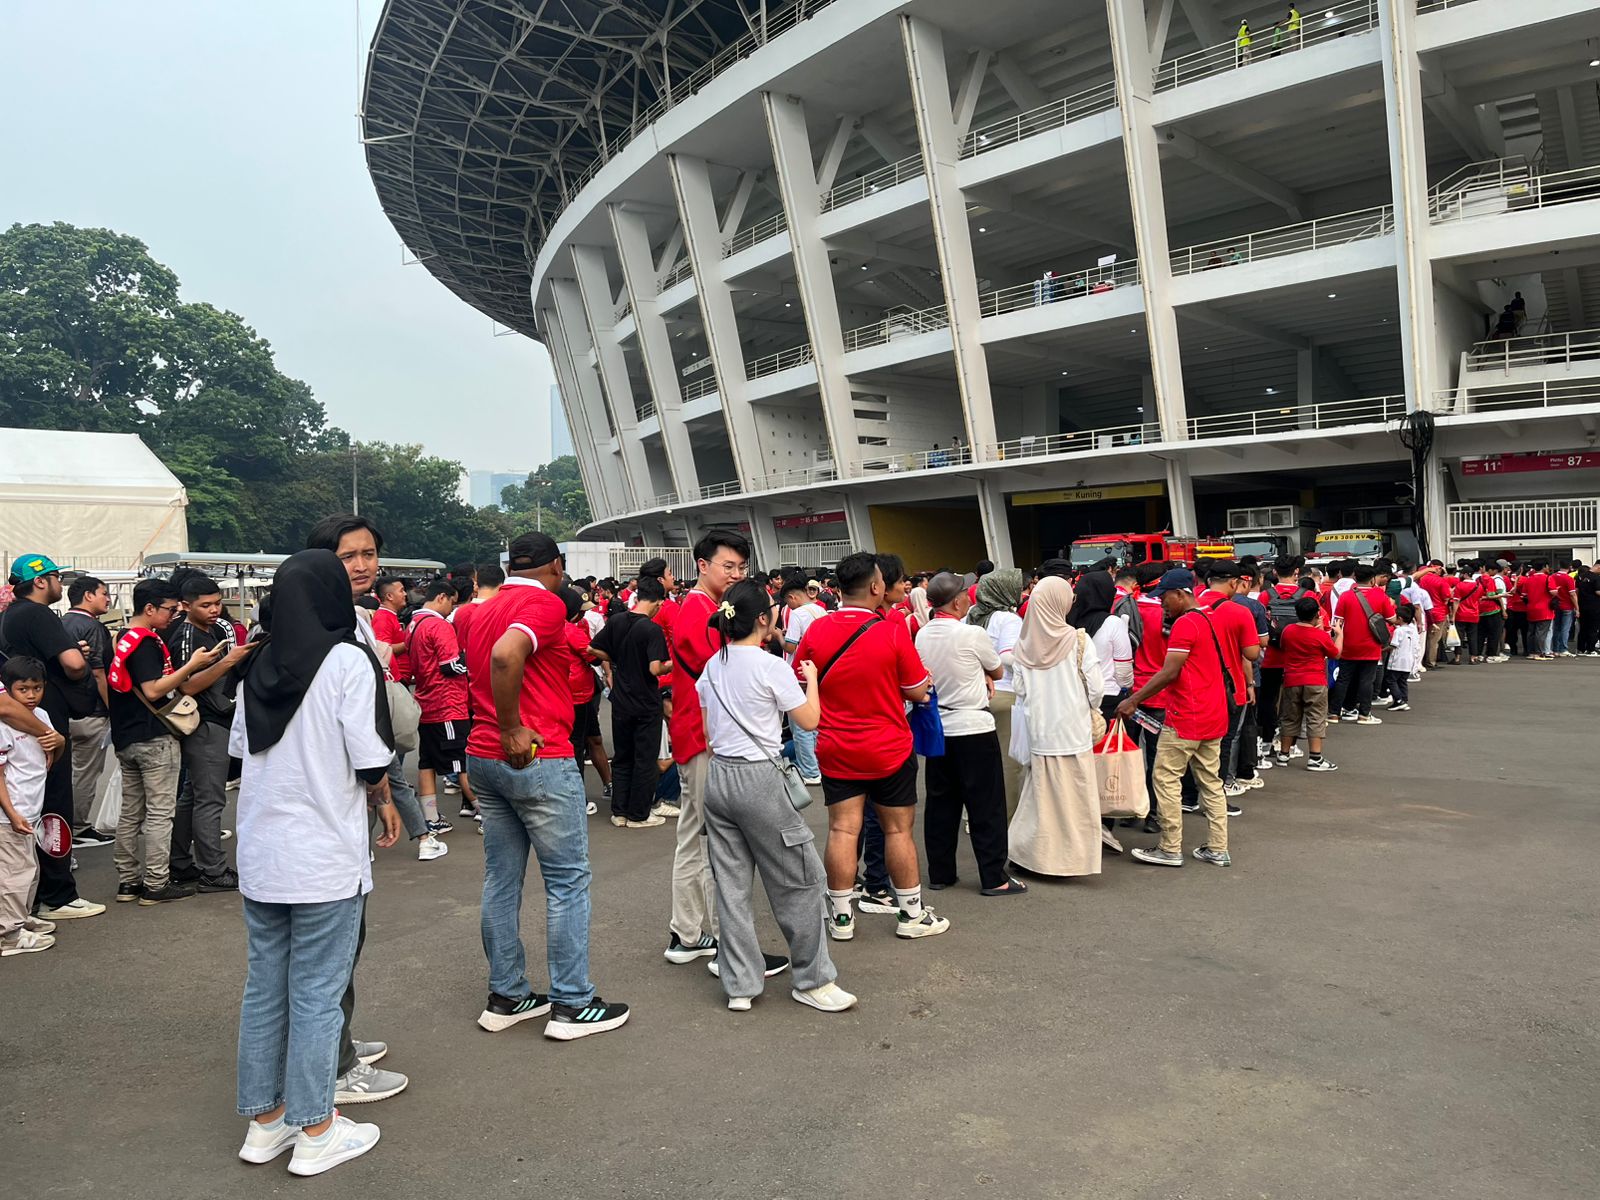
[465,531,630,1041]
[1201,563,1266,801]
[1329,564,1395,722]
[406,580,466,855]
[1116,568,1233,868]
[1415,561,1454,668]
[1128,561,1179,832]
[794,552,945,939]
[1551,562,1579,656]
[1517,560,1555,659]
[372,577,411,685]
[663,530,751,966]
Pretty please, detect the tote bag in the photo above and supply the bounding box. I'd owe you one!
[909,686,946,758]
[1092,724,1149,819]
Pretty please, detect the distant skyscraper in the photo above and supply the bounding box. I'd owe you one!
[469,469,532,510]
[550,383,574,460]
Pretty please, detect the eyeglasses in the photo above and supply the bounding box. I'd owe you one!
[157,604,179,615]
[710,558,748,576]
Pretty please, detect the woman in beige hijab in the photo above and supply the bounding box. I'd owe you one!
[1008,576,1106,877]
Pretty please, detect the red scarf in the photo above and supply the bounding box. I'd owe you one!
[108,627,173,694]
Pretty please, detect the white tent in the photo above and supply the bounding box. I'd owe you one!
[0,429,189,572]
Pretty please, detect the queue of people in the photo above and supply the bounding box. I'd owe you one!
[4,522,1598,1178]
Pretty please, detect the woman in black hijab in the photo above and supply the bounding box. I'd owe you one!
[229,549,400,1176]
[1067,570,1116,637]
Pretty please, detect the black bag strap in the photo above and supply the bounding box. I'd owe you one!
[1199,611,1240,709]
[816,614,882,685]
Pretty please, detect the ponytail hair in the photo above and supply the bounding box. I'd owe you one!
[707,578,772,657]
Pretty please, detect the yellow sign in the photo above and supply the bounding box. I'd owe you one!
[1011,482,1164,507]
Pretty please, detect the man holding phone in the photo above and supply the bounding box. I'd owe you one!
[166,575,256,891]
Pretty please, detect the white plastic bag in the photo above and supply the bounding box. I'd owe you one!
[91,764,122,835]
[1008,697,1032,765]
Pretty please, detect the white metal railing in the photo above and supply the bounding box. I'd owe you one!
[841,304,950,352]
[1170,205,1392,275]
[696,480,743,500]
[562,0,839,215]
[657,257,695,293]
[1448,498,1599,541]
[650,491,679,508]
[681,375,719,402]
[979,259,1140,318]
[1438,379,1600,414]
[1417,0,1485,12]
[722,211,788,257]
[849,445,976,476]
[746,343,814,379]
[1466,327,1600,373]
[821,154,925,213]
[1155,0,1379,92]
[958,80,1118,157]
[635,400,656,421]
[609,546,696,581]
[1430,160,1600,224]
[1188,394,1404,438]
[614,298,632,323]
[778,539,853,566]
[987,423,1161,460]
[752,463,838,490]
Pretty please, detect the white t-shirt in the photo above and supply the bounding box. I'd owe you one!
[783,602,825,660]
[697,646,806,761]
[1092,614,1135,693]
[1388,623,1423,674]
[229,643,395,904]
[0,708,55,825]
[981,610,1023,692]
[915,616,1001,737]
[1400,582,1432,615]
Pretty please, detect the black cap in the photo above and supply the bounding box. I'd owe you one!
[1207,560,1242,580]
[507,531,561,570]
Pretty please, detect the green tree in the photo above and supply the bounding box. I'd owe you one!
[498,456,591,542]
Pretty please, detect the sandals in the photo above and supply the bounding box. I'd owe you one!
[980,878,1029,897]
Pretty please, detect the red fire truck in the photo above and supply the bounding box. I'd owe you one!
[1066,532,1234,570]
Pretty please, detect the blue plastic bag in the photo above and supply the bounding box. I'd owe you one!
[908,686,946,758]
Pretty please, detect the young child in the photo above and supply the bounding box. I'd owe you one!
[0,657,59,956]
[1386,600,1423,712]
[1275,597,1344,772]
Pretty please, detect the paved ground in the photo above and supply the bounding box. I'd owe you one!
[5,658,1597,1199]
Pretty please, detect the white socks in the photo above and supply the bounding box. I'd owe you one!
[420,794,440,823]
[826,889,853,920]
[893,886,923,919]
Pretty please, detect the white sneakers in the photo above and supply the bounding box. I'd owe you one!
[651,801,682,818]
[792,982,858,1012]
[36,897,105,920]
[239,1112,381,1176]
[625,814,666,828]
[417,835,448,862]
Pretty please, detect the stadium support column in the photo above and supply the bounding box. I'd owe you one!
[840,491,877,554]
[976,477,1015,568]
[539,300,631,516]
[900,15,998,456]
[1378,0,1439,413]
[742,504,781,572]
[1106,0,1196,537]
[608,205,702,500]
[569,244,656,508]
[667,155,766,490]
[761,92,857,477]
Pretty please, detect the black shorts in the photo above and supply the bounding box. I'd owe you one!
[821,754,919,808]
[571,695,601,742]
[417,720,468,774]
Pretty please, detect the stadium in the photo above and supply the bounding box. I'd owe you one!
[363,0,1600,570]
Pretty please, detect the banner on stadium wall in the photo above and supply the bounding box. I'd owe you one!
[773,510,846,529]
[1010,482,1163,507]
[1461,451,1600,476]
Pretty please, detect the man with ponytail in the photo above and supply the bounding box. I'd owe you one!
[662,529,752,966]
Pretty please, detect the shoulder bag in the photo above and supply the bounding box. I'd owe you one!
[702,669,812,811]
[1200,612,1244,728]
[1074,628,1109,742]
[1352,588,1394,650]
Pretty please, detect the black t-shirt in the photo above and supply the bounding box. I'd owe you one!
[0,598,79,728]
[165,617,237,726]
[108,637,173,751]
[61,608,114,717]
[592,611,666,718]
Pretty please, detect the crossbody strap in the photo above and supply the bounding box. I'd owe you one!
[1199,612,1239,705]
[816,615,882,685]
[703,669,789,774]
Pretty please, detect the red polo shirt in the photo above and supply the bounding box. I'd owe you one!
[1164,610,1230,741]
[794,608,928,780]
[1334,586,1396,660]
[464,578,573,761]
[667,588,722,764]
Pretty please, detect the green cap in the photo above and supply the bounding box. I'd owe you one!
[8,554,71,583]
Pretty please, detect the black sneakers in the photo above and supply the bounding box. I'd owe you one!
[138,882,196,906]
[477,991,552,1032]
[198,871,240,893]
[544,996,631,1041]
[663,932,717,964]
[73,827,114,847]
[116,880,143,903]
[707,953,791,979]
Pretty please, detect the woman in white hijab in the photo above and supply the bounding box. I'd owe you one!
[907,585,932,638]
[1007,575,1105,877]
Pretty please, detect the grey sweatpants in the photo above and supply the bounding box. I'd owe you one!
[703,755,835,1000]
[172,720,231,878]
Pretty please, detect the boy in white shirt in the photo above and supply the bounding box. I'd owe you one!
[1385,601,1423,713]
[0,657,59,956]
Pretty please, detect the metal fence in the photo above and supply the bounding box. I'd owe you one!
[1465,328,1600,373]
[841,304,950,352]
[820,154,925,213]
[1170,205,1392,276]
[979,259,1141,318]
[746,343,815,379]
[657,257,695,293]
[777,539,853,567]
[1154,0,1379,92]
[1440,379,1600,414]
[722,211,788,258]
[958,80,1118,158]
[1448,498,1599,541]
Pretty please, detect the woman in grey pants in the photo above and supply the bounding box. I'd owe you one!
[695,580,857,1014]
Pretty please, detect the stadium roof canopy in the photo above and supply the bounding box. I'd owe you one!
[362,0,774,338]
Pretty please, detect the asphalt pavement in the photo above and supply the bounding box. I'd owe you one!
[4,658,1597,1199]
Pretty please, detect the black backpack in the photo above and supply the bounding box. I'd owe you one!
[1267,586,1311,648]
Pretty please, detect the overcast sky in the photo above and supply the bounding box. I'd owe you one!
[0,0,556,475]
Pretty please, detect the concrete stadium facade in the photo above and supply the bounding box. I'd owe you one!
[365,0,1600,568]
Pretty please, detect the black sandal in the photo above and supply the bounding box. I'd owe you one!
[981,878,1028,896]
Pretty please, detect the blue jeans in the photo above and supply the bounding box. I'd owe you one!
[471,755,594,1008]
[238,894,364,1127]
[655,761,680,803]
[1552,609,1573,654]
[388,752,428,840]
[791,726,819,780]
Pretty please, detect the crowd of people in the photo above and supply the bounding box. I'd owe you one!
[2,526,1597,1176]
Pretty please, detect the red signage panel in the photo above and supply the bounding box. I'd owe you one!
[1461,451,1600,476]
[773,510,846,529]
